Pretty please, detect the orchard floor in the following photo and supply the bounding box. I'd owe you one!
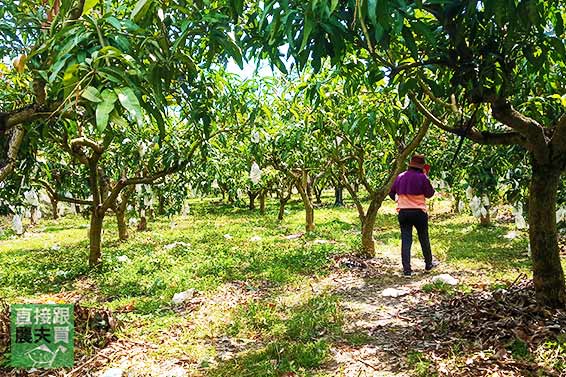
[1,195,565,376]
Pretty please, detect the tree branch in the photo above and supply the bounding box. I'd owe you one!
[0,126,25,182]
[336,164,366,223]
[101,166,177,213]
[35,178,93,205]
[4,106,38,130]
[70,137,104,155]
[490,98,548,149]
[410,93,527,146]
[58,196,93,205]
[380,118,430,196]
[390,59,449,78]
[550,113,566,154]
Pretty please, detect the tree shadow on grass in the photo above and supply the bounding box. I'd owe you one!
[430,220,530,271]
[202,259,457,377]
[0,242,91,299]
[203,292,343,377]
[374,213,530,272]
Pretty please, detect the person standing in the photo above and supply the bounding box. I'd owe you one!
[389,154,437,277]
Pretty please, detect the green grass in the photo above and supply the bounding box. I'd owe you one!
[535,337,566,372]
[0,193,560,375]
[406,351,437,377]
[211,293,342,376]
[421,280,455,295]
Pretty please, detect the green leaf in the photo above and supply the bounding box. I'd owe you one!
[63,64,79,98]
[398,77,417,97]
[402,27,418,58]
[109,111,129,129]
[141,99,166,141]
[172,20,191,53]
[368,0,378,27]
[81,86,102,103]
[101,89,118,104]
[48,56,70,83]
[105,16,122,30]
[131,0,152,21]
[57,30,92,58]
[555,12,564,37]
[411,20,436,46]
[330,0,339,13]
[217,34,244,68]
[549,37,566,57]
[96,92,115,133]
[114,87,143,125]
[82,0,99,15]
[300,15,314,51]
[113,35,131,51]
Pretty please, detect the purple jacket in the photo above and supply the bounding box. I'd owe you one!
[389,169,435,210]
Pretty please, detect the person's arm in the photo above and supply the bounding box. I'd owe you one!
[423,175,435,198]
[389,177,398,200]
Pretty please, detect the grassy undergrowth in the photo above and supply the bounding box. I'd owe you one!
[1,193,562,375]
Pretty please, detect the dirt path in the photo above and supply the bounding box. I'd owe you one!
[312,255,449,376]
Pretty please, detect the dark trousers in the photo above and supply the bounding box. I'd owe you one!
[398,209,433,273]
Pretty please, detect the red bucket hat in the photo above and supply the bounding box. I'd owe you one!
[408,154,426,169]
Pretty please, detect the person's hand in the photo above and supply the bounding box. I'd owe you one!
[424,164,431,175]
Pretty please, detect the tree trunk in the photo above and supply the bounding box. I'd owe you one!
[158,194,165,215]
[89,210,104,267]
[306,173,314,203]
[115,186,133,241]
[277,198,289,221]
[296,176,315,232]
[259,191,266,215]
[138,215,147,231]
[248,191,257,210]
[116,208,128,241]
[360,197,382,258]
[334,186,344,207]
[305,203,315,232]
[50,197,59,220]
[451,196,460,213]
[314,186,322,205]
[529,163,566,308]
[30,207,38,226]
[480,211,490,225]
[137,205,148,231]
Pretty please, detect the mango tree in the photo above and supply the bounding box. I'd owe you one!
[403,1,566,307]
[1,0,251,267]
[254,0,566,307]
[268,86,328,232]
[308,71,429,257]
